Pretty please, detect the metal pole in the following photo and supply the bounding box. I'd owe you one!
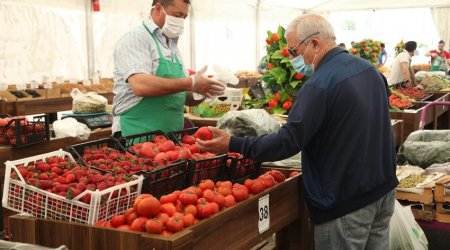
[85,0,95,79]
[189,6,196,70]
[256,0,261,69]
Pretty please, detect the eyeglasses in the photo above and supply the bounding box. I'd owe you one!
[287,32,320,57]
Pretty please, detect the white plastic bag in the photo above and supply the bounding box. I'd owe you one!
[71,88,107,114]
[53,118,91,140]
[193,65,239,100]
[389,200,428,250]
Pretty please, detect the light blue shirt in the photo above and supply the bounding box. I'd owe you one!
[112,18,185,133]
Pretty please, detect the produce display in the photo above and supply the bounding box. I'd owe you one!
[421,75,450,91]
[393,87,429,101]
[398,174,428,188]
[95,170,299,235]
[3,150,142,224]
[0,115,47,146]
[350,39,383,64]
[389,95,413,110]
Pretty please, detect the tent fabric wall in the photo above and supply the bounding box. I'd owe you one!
[431,7,450,47]
[0,0,87,84]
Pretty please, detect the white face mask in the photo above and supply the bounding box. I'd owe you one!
[161,7,184,38]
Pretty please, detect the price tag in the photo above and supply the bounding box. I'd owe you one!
[258,194,270,234]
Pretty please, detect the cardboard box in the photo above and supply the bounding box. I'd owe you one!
[192,88,243,117]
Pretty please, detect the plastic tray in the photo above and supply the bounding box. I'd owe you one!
[2,149,143,224]
[0,114,50,147]
[140,160,189,198]
[227,156,261,183]
[187,154,229,186]
[66,138,153,175]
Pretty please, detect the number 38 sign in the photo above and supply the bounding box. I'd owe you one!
[258,195,270,234]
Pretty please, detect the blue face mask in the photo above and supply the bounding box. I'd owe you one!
[290,41,317,76]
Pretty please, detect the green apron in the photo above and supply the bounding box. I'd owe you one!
[431,56,443,72]
[119,23,187,136]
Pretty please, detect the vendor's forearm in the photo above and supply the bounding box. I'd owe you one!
[128,73,191,97]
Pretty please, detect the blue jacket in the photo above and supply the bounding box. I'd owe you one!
[229,47,398,224]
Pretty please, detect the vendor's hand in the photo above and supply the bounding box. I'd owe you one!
[431,53,437,58]
[191,66,226,97]
[196,127,230,154]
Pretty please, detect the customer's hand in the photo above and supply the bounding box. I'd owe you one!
[196,127,230,154]
[191,66,226,98]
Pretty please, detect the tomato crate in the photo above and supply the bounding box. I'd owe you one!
[2,149,143,225]
[167,127,198,145]
[227,156,261,183]
[140,160,190,198]
[186,154,228,186]
[67,138,154,175]
[118,130,169,148]
[0,114,50,147]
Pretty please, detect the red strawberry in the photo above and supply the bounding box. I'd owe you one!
[38,180,52,189]
[65,174,76,183]
[86,184,96,191]
[55,184,68,192]
[76,183,87,192]
[39,173,49,180]
[96,182,107,191]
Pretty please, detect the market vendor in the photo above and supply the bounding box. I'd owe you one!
[425,40,450,72]
[197,14,398,249]
[387,41,418,86]
[111,0,225,136]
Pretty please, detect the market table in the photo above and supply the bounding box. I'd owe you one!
[8,168,315,250]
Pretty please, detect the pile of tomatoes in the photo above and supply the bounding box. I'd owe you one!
[395,87,428,101]
[95,170,299,236]
[389,95,413,109]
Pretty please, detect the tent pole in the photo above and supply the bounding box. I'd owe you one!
[256,0,261,70]
[190,6,196,70]
[85,0,95,80]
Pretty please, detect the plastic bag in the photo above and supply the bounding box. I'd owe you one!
[389,200,428,250]
[193,65,239,100]
[53,118,91,140]
[71,88,107,114]
[217,109,281,137]
[398,130,450,168]
[425,162,450,175]
[0,240,67,250]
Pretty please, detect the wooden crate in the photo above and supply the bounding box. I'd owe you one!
[391,119,404,146]
[434,175,450,203]
[390,102,433,141]
[10,175,303,250]
[435,202,450,223]
[410,203,435,222]
[396,187,434,204]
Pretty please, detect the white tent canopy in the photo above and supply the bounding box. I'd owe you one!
[0,0,449,84]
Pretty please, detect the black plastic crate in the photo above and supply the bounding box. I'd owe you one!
[141,160,189,198]
[167,127,198,145]
[66,137,152,175]
[227,156,261,184]
[187,154,228,186]
[118,130,173,156]
[0,114,50,147]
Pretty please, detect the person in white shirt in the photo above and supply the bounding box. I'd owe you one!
[388,41,417,85]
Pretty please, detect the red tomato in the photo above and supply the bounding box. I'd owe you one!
[224,195,236,208]
[250,179,265,194]
[289,171,299,177]
[133,194,152,211]
[281,48,289,57]
[153,135,168,143]
[244,179,254,191]
[182,213,195,227]
[258,174,277,188]
[267,170,286,183]
[294,72,304,80]
[188,144,200,154]
[213,193,225,209]
[145,218,164,234]
[272,34,279,42]
[140,142,158,159]
[177,148,193,160]
[154,152,170,165]
[160,193,178,204]
[172,190,181,199]
[197,201,214,219]
[282,101,292,111]
[193,127,213,141]
[232,185,249,202]
[199,179,215,191]
[175,199,185,212]
[184,204,197,217]
[116,225,131,231]
[160,230,173,237]
[123,208,135,222]
[111,215,126,228]
[156,213,170,226]
[217,186,231,197]
[136,196,161,217]
[166,216,184,233]
[126,212,139,225]
[268,99,278,108]
[179,191,198,205]
[160,203,177,217]
[210,202,220,214]
[216,180,232,189]
[184,186,202,197]
[181,134,196,145]
[130,217,148,232]
[266,38,272,45]
[202,189,216,203]
[274,92,281,101]
[157,140,175,153]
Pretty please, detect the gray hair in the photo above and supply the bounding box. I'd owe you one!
[287,14,336,42]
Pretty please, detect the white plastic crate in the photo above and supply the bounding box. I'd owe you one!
[2,149,143,224]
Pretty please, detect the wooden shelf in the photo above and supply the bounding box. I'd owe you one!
[0,93,114,116]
